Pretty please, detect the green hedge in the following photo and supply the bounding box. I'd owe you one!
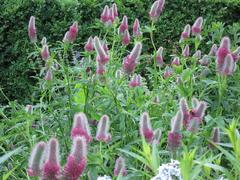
[0,0,239,104]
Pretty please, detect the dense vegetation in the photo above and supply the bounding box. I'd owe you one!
[0,0,240,179]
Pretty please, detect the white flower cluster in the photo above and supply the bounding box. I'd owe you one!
[151,159,182,180]
[97,175,112,180]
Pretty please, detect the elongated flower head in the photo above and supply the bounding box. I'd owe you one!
[114,157,127,177]
[194,101,207,119]
[209,44,218,56]
[221,54,235,75]
[216,37,231,65]
[84,37,94,52]
[179,98,191,127]
[43,138,61,179]
[41,37,47,46]
[171,111,183,133]
[156,47,164,66]
[122,29,131,45]
[163,66,172,79]
[96,115,111,143]
[25,104,33,114]
[149,0,165,21]
[140,112,154,143]
[112,3,118,18]
[193,50,201,60]
[71,112,92,142]
[28,16,37,43]
[133,18,142,37]
[122,42,142,74]
[199,55,209,66]
[129,74,141,87]
[45,69,53,81]
[192,17,203,35]
[41,45,50,60]
[28,141,46,176]
[63,22,78,43]
[101,5,110,23]
[153,128,162,144]
[232,47,240,62]
[171,57,180,66]
[94,36,109,65]
[187,117,201,132]
[211,127,220,144]
[63,136,87,179]
[119,16,128,34]
[96,61,106,75]
[180,24,191,41]
[182,45,190,57]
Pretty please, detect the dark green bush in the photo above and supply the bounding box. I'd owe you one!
[0,0,239,104]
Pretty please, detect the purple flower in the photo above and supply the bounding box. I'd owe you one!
[163,67,172,78]
[209,127,220,148]
[129,74,141,87]
[100,5,110,24]
[156,47,164,67]
[112,3,118,18]
[192,17,203,35]
[96,115,111,143]
[209,44,218,56]
[199,55,209,66]
[149,0,165,21]
[63,22,78,43]
[41,45,50,60]
[119,16,128,34]
[139,112,154,143]
[193,50,201,60]
[45,69,53,81]
[133,18,142,37]
[180,24,191,42]
[28,16,37,43]
[182,45,190,57]
[171,57,180,66]
[84,37,94,52]
[94,37,109,65]
[114,157,127,177]
[221,54,236,75]
[122,29,131,45]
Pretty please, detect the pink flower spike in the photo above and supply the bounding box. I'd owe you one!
[122,42,142,74]
[101,5,110,23]
[232,47,240,62]
[194,101,207,119]
[180,24,191,41]
[63,136,87,179]
[96,61,106,75]
[63,22,78,43]
[179,98,190,127]
[149,0,165,21]
[119,16,128,34]
[122,29,131,45]
[221,54,236,75]
[163,67,172,79]
[209,44,218,56]
[41,45,50,60]
[192,17,203,35]
[129,74,141,87]
[28,16,37,43]
[193,50,201,60]
[153,128,162,144]
[171,111,183,133]
[182,45,190,57]
[199,55,209,66]
[94,36,109,65]
[139,112,154,143]
[96,115,111,143]
[71,112,92,142]
[156,47,164,67]
[108,8,115,24]
[112,3,118,18]
[84,37,94,52]
[167,131,182,151]
[133,18,142,37]
[27,141,46,177]
[45,69,53,81]
[43,138,61,179]
[216,37,231,65]
[171,57,180,66]
[211,127,220,144]
[114,157,127,177]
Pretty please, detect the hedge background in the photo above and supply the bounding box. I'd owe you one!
[0,0,239,104]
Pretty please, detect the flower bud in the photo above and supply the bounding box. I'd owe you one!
[28,16,37,43]
[139,112,154,143]
[96,62,106,75]
[114,157,127,177]
[220,54,236,75]
[199,55,209,66]
[129,74,141,87]
[209,44,218,56]
[167,131,182,151]
[133,18,142,37]
[192,17,203,35]
[84,37,94,52]
[156,47,164,67]
[187,117,201,132]
[101,5,110,23]
[27,142,46,176]
[112,3,118,18]
[94,37,109,65]
[171,111,183,133]
[216,37,231,65]
[180,24,191,41]
[153,128,162,144]
[41,37,47,46]
[43,138,61,179]
[193,50,201,60]
[41,45,50,60]
[182,45,190,57]
[149,0,165,21]
[163,67,172,79]
[45,69,53,81]
[211,127,220,144]
[63,136,87,179]
[232,47,240,62]
[96,115,111,143]
[63,22,78,43]
[71,112,92,142]
[25,104,33,114]
[122,29,131,45]
[179,98,191,127]
[171,57,180,66]
[119,16,128,34]
[194,101,207,119]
